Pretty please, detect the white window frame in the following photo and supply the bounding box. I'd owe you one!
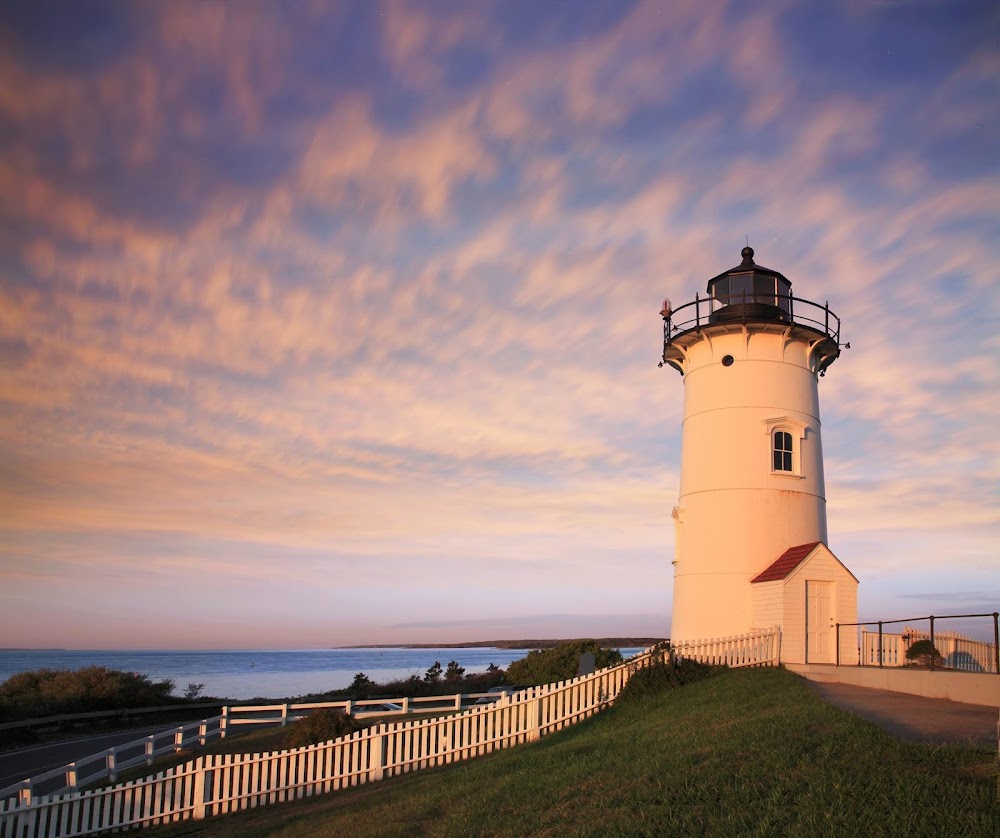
[763,417,808,477]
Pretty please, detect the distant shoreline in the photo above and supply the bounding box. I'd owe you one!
[336,638,665,650]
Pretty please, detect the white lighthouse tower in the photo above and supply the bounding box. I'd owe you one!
[662,248,858,665]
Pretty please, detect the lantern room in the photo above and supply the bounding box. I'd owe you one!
[706,246,791,324]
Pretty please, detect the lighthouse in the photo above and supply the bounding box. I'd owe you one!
[662,248,858,665]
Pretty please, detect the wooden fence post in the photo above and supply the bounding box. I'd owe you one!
[145,735,155,765]
[66,763,78,791]
[368,728,386,782]
[192,757,209,820]
[17,782,31,806]
[219,706,229,740]
[281,703,290,727]
[527,699,541,741]
[106,748,117,783]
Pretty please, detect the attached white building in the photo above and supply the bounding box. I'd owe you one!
[750,542,859,665]
[661,248,857,663]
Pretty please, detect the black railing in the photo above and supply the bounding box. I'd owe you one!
[836,612,1000,674]
[662,292,841,348]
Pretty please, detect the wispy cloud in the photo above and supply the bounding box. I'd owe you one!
[0,0,996,648]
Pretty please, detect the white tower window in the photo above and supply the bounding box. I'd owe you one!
[763,417,808,477]
[773,431,793,472]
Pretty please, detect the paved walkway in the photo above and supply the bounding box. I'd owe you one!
[804,679,998,746]
[0,725,171,793]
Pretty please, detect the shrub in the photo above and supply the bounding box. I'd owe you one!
[284,709,360,748]
[444,661,466,681]
[424,661,443,682]
[615,650,719,705]
[905,639,944,667]
[0,667,175,722]
[506,641,624,687]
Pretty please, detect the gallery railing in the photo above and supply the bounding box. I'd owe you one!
[662,292,841,349]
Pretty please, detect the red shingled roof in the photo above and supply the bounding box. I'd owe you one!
[751,542,822,583]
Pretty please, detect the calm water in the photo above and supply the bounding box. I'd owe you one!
[0,648,644,701]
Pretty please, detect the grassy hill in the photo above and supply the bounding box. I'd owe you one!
[151,667,996,837]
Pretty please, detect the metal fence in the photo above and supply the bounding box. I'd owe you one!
[836,612,999,673]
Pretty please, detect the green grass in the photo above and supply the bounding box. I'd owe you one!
[148,668,997,837]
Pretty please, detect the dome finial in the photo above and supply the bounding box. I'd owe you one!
[741,245,755,265]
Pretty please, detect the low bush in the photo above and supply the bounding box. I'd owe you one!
[302,667,507,704]
[905,639,944,667]
[505,640,624,686]
[284,709,360,748]
[0,667,176,723]
[615,649,720,704]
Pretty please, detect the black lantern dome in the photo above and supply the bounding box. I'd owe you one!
[660,247,844,377]
[705,246,791,324]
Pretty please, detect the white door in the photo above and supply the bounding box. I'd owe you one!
[806,581,834,663]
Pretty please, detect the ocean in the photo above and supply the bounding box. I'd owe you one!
[0,647,646,701]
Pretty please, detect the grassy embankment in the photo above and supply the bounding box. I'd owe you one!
[148,667,997,837]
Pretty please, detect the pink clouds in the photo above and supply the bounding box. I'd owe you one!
[0,1,996,648]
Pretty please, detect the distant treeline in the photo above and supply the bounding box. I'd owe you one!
[340,638,664,650]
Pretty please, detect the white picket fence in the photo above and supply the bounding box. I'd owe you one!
[0,630,778,837]
[860,627,998,673]
[0,694,508,803]
[672,627,780,668]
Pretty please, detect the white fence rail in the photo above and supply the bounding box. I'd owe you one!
[0,704,225,734]
[0,630,778,837]
[861,627,998,673]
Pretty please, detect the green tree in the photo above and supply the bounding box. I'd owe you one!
[444,661,466,681]
[350,672,373,694]
[424,661,443,682]
[506,641,624,687]
[183,682,206,701]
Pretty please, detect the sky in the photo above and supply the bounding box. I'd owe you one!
[0,0,997,650]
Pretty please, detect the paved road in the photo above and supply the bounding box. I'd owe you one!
[805,680,998,746]
[0,726,172,791]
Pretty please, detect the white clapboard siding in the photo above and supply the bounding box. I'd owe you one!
[0,631,778,838]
